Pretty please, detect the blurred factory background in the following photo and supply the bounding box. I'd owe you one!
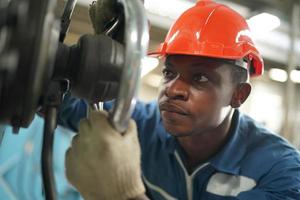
[56,0,300,147]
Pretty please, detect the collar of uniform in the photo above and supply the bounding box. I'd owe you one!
[209,109,246,175]
[157,112,182,155]
[162,126,181,155]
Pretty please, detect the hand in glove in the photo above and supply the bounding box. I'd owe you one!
[89,0,124,42]
[89,0,116,34]
[65,111,145,200]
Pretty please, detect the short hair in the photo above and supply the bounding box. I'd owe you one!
[230,65,249,84]
[210,57,249,84]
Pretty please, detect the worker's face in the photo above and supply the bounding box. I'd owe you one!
[158,55,242,137]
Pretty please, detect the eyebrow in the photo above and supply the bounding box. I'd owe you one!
[189,64,222,83]
[164,60,223,83]
[164,60,174,68]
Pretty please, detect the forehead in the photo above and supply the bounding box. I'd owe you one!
[165,55,233,74]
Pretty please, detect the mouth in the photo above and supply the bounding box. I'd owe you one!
[159,102,189,116]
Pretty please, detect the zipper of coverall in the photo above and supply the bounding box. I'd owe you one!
[174,151,210,200]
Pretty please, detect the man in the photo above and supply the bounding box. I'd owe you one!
[65,1,300,199]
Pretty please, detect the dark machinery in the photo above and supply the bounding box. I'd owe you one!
[0,0,149,199]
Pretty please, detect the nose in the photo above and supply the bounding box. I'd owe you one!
[164,77,189,100]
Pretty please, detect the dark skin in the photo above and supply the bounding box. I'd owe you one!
[158,55,251,172]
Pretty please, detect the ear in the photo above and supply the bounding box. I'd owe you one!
[230,83,251,108]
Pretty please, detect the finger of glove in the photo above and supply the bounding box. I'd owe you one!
[78,118,92,138]
[65,148,91,193]
[95,0,115,20]
[76,110,122,157]
[89,2,98,33]
[88,110,121,138]
[123,119,138,141]
[69,133,79,150]
[72,118,96,156]
[69,132,92,160]
[122,119,141,156]
[89,2,96,21]
[65,147,78,184]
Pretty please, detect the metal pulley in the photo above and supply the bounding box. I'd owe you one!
[109,0,149,133]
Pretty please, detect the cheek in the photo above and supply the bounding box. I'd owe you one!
[192,91,231,128]
[191,88,218,109]
[193,86,232,110]
[191,90,221,123]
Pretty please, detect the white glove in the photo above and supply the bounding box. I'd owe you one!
[89,0,116,34]
[65,110,145,200]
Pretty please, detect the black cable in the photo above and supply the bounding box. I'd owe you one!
[41,106,57,200]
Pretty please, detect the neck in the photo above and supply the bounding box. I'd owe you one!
[177,109,235,172]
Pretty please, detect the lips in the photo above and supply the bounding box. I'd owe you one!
[159,102,189,116]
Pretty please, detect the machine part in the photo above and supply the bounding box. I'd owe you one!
[109,0,149,133]
[53,34,124,102]
[59,0,77,42]
[89,0,117,34]
[89,0,125,45]
[0,0,59,129]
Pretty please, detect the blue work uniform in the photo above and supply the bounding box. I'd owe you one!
[0,115,83,200]
[58,98,300,200]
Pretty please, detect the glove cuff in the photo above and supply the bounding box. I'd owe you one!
[114,166,145,199]
[82,165,145,200]
[109,166,145,200]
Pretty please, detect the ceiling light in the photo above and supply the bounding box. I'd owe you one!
[290,69,300,83]
[247,13,281,36]
[140,57,159,77]
[268,68,287,82]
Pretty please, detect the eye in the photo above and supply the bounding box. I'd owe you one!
[193,74,208,83]
[162,68,176,80]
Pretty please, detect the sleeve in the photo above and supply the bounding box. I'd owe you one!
[58,93,160,140]
[237,152,300,200]
[57,93,88,132]
[103,100,160,128]
[130,101,161,150]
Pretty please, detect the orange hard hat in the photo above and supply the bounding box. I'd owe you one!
[149,0,264,76]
